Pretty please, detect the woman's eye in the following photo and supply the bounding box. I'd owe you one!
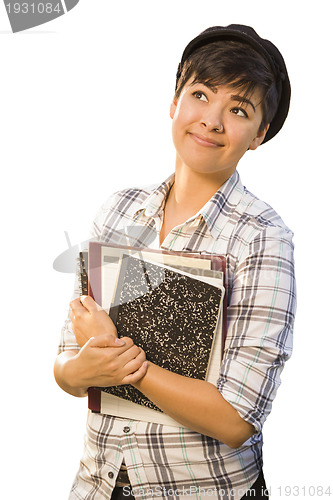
[193,91,208,102]
[231,107,248,118]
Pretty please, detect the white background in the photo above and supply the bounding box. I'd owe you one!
[0,1,332,499]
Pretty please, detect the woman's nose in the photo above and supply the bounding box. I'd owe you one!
[200,112,224,133]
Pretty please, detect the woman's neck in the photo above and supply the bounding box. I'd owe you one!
[169,163,230,215]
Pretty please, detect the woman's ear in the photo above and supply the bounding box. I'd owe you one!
[170,99,178,119]
[249,124,270,150]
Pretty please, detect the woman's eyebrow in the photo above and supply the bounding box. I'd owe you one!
[189,81,218,93]
[231,95,256,112]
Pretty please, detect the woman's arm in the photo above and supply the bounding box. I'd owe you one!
[132,227,295,449]
[132,362,254,449]
[54,349,88,398]
[54,296,148,397]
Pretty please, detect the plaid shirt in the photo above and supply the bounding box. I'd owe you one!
[59,170,296,500]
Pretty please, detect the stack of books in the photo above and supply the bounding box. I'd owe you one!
[79,242,227,426]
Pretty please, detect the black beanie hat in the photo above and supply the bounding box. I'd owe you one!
[176,25,291,144]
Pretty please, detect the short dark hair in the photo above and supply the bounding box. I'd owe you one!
[175,40,280,131]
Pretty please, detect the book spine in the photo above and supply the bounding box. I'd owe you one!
[78,251,89,295]
[88,387,101,413]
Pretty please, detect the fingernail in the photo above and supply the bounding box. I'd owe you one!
[115,338,125,345]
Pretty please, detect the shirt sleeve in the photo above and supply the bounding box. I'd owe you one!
[217,224,296,434]
[57,257,82,354]
[57,193,120,354]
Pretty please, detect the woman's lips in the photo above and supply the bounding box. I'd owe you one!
[188,132,223,148]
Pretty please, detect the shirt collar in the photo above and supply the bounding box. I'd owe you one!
[133,173,175,221]
[133,171,244,240]
[200,170,244,239]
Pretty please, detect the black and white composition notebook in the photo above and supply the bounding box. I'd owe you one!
[80,243,227,426]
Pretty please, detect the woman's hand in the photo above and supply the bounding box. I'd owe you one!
[70,295,117,347]
[54,334,148,396]
[68,333,148,389]
[62,295,149,394]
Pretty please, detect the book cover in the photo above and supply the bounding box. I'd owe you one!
[102,254,223,411]
[85,242,227,417]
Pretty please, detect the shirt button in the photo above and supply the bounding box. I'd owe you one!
[123,426,131,433]
[108,471,114,479]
